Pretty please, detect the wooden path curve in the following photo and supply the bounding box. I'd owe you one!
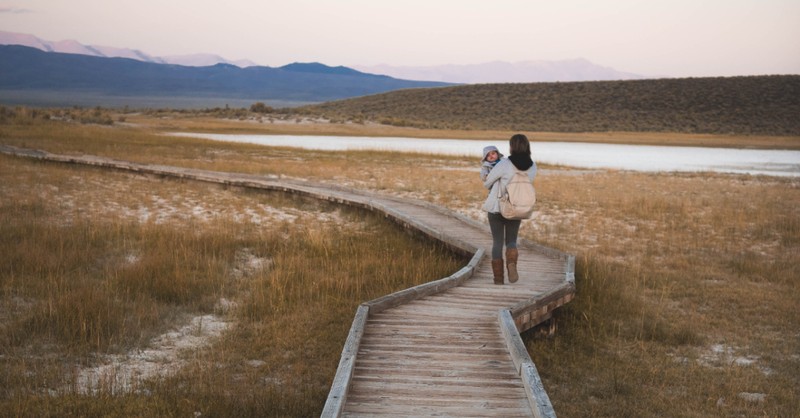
[1,145,575,418]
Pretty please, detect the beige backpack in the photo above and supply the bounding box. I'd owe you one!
[498,169,536,220]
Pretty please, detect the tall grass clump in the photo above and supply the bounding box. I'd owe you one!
[157,217,465,417]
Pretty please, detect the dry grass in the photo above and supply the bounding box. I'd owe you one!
[1,115,798,416]
[525,172,800,417]
[0,155,465,416]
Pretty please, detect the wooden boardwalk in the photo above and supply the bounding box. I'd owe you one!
[1,145,575,418]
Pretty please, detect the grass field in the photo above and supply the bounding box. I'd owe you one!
[1,111,798,416]
[0,90,313,110]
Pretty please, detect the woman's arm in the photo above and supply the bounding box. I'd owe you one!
[484,160,507,189]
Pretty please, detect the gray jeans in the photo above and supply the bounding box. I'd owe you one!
[487,212,521,259]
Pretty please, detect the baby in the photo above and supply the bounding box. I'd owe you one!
[480,145,503,182]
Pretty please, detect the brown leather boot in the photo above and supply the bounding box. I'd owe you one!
[491,259,504,285]
[506,248,519,283]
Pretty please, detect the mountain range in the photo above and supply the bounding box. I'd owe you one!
[0,30,258,67]
[0,30,647,83]
[0,44,452,108]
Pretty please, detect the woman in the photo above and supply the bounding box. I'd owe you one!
[482,134,537,285]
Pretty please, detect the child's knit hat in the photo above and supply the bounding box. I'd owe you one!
[482,145,503,162]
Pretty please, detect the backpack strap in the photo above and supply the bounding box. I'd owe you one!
[499,168,525,198]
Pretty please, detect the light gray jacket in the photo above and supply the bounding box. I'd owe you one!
[482,158,537,213]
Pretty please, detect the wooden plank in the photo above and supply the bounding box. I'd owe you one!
[322,305,369,417]
[522,362,557,418]
[360,332,507,344]
[352,365,519,380]
[376,306,489,319]
[352,361,518,375]
[364,318,499,330]
[402,298,509,311]
[498,310,529,374]
[498,310,557,418]
[358,345,510,357]
[355,351,514,363]
[510,281,577,332]
[347,379,527,394]
[343,402,534,418]
[360,331,507,344]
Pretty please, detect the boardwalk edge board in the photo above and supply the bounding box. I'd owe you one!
[499,310,557,418]
[321,305,370,417]
[510,282,577,333]
[2,145,575,417]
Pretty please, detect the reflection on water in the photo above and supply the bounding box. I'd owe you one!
[169,133,800,177]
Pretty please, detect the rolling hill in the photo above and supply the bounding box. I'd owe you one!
[298,75,800,136]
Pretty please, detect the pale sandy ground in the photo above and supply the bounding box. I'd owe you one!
[75,313,231,394]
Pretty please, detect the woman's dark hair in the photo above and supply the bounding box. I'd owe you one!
[509,134,530,155]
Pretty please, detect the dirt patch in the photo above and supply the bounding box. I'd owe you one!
[74,312,230,394]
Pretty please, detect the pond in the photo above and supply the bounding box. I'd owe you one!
[169,133,800,177]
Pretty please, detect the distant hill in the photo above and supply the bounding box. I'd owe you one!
[353,59,648,83]
[299,75,800,136]
[0,45,452,106]
[159,53,258,68]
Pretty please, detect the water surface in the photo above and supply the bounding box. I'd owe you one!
[169,133,800,177]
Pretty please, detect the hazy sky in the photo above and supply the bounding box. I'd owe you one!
[2,0,798,77]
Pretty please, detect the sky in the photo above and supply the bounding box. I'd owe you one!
[1,0,799,78]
